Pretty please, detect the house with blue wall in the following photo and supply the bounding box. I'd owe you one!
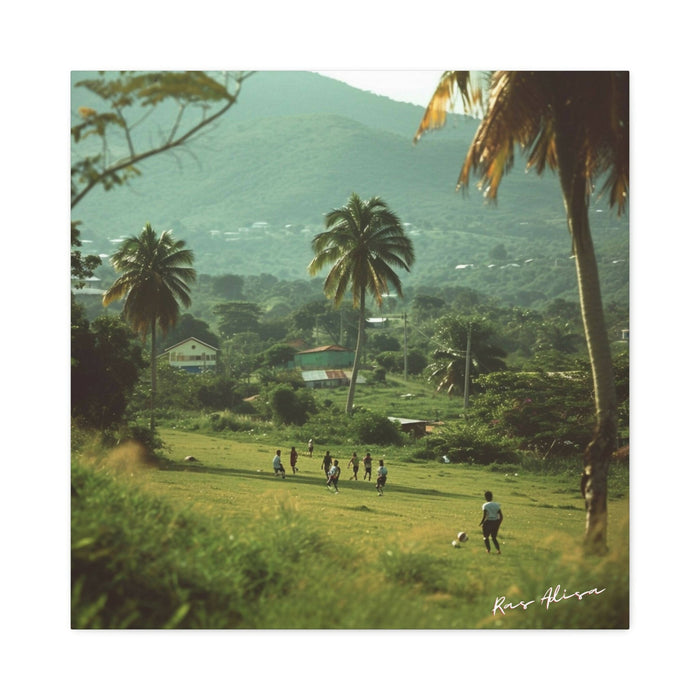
[159,337,219,374]
[293,345,354,370]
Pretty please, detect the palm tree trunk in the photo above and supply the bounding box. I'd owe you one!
[345,289,365,414]
[150,316,157,432]
[555,115,617,554]
[571,213,617,553]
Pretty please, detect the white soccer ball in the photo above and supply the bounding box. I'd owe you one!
[457,531,468,542]
[451,540,460,547]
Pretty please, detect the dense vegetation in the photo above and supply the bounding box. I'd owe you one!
[73,265,629,465]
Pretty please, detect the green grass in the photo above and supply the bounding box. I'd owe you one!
[71,429,629,629]
[320,374,466,422]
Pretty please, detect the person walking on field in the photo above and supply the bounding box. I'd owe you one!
[327,459,341,493]
[272,450,286,479]
[290,446,299,474]
[321,450,333,478]
[348,451,359,480]
[308,439,314,458]
[480,490,503,554]
[376,459,388,495]
[363,452,373,480]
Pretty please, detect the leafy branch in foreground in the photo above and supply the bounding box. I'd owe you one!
[71,70,254,209]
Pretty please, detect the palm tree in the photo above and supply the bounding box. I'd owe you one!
[428,315,507,398]
[415,71,628,552]
[532,320,584,356]
[103,223,196,431]
[308,193,415,414]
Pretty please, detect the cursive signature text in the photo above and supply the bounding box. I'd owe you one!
[491,584,606,616]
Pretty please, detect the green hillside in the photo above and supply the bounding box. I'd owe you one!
[72,71,628,309]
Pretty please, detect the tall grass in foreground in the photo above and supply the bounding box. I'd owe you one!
[72,443,628,629]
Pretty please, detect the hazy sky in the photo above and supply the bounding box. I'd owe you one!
[315,70,445,108]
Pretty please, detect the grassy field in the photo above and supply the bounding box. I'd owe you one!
[71,427,628,629]
[314,374,466,421]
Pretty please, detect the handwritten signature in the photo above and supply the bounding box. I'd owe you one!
[491,585,606,616]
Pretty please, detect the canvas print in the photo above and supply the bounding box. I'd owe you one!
[70,70,629,629]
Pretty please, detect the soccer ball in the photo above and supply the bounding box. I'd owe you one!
[451,540,460,547]
[457,531,468,542]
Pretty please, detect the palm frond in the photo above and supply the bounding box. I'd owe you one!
[413,71,482,143]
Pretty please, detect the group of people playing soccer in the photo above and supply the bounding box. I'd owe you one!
[272,444,503,553]
[272,444,388,495]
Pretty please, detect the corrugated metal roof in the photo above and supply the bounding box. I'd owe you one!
[296,345,351,354]
[301,370,365,384]
[301,370,333,382]
[387,416,429,425]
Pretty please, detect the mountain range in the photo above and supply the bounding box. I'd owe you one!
[71,71,629,309]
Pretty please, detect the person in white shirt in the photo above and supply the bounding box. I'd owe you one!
[376,460,388,495]
[272,449,286,479]
[327,459,340,493]
[479,490,503,554]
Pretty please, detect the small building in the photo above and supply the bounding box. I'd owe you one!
[387,416,430,437]
[294,345,354,370]
[160,337,219,374]
[301,369,366,389]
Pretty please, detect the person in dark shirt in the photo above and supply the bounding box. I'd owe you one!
[363,452,373,480]
[321,450,333,478]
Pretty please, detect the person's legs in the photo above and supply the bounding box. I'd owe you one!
[482,524,491,552]
[493,522,501,552]
[485,521,500,553]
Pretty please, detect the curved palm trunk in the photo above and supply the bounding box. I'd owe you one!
[150,316,157,432]
[555,116,617,554]
[345,289,365,414]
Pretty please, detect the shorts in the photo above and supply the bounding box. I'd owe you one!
[482,520,500,538]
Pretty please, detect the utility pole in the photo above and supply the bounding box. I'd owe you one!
[403,313,408,381]
[463,322,472,410]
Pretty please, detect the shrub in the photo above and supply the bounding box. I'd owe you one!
[427,421,519,464]
[268,384,317,425]
[209,411,252,432]
[373,367,387,383]
[470,370,595,455]
[302,407,353,444]
[375,351,402,373]
[352,409,403,446]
